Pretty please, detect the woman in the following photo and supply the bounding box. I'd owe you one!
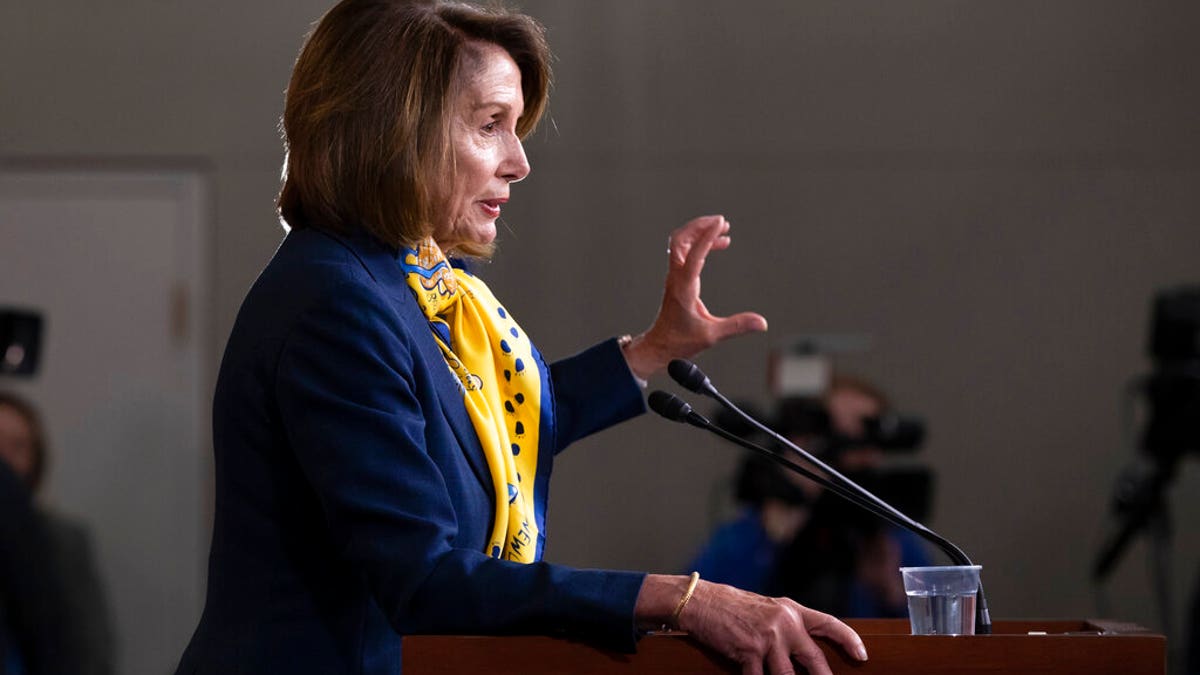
[175,1,868,674]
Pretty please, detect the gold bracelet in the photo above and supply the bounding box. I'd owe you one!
[669,572,700,630]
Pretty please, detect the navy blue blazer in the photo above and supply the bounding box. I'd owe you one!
[176,227,647,675]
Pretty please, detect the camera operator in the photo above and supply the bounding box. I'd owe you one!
[690,373,933,618]
[1093,285,1200,672]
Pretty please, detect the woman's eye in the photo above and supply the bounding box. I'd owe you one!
[482,121,499,133]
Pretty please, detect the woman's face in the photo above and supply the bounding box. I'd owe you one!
[433,42,531,251]
[0,403,36,484]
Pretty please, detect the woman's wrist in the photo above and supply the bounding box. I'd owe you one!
[620,332,668,382]
[633,573,695,631]
[670,572,701,628]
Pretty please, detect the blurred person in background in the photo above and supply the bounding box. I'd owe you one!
[0,392,115,675]
[692,374,933,618]
[0,457,62,675]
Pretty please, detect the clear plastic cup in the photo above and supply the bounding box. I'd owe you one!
[900,565,982,635]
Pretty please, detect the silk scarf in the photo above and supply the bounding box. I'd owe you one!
[399,238,542,562]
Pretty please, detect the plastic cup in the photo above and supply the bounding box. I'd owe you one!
[900,565,982,636]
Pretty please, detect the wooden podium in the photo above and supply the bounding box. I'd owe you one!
[403,619,1164,674]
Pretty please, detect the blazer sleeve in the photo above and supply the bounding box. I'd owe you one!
[547,338,647,454]
[274,280,645,651]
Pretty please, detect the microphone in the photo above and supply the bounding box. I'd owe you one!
[647,390,710,428]
[667,359,715,396]
[661,359,993,635]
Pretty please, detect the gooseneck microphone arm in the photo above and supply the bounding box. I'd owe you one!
[660,359,992,635]
[666,362,970,564]
[648,391,924,539]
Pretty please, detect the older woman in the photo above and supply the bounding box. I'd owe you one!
[175,1,867,674]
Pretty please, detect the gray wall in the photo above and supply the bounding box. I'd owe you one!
[4,0,1199,656]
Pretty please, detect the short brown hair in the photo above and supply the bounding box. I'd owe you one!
[278,0,551,256]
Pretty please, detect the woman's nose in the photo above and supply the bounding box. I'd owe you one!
[500,136,530,184]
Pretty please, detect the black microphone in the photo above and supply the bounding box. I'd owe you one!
[667,359,715,396]
[662,359,993,635]
[647,390,710,428]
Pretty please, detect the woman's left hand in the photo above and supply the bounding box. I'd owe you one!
[623,215,768,380]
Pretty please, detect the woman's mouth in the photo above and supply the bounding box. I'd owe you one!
[479,198,507,218]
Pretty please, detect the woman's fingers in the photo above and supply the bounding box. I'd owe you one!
[666,215,720,266]
[677,583,867,675]
[741,660,766,675]
[713,311,769,342]
[667,215,724,259]
[629,214,764,377]
[677,216,728,278]
[803,608,870,663]
[764,645,799,675]
[789,642,833,675]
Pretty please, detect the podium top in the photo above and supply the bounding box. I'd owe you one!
[402,619,1164,675]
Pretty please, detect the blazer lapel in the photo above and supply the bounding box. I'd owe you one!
[408,311,497,504]
[330,229,496,503]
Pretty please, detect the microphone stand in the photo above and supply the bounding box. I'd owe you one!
[659,359,993,635]
[652,393,950,552]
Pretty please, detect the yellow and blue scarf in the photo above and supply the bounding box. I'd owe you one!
[399,238,542,563]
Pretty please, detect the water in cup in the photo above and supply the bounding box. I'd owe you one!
[900,565,982,636]
[906,590,977,635]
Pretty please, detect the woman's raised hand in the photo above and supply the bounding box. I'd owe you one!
[622,215,768,381]
[636,575,868,675]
